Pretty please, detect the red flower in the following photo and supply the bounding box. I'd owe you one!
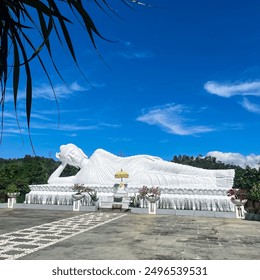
[227,188,247,201]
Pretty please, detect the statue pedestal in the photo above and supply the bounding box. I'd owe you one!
[114,187,127,198]
[25,184,235,213]
[113,186,130,209]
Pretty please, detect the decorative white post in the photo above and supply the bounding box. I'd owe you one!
[234,204,246,219]
[7,193,20,209]
[148,201,157,214]
[231,199,247,219]
[73,200,80,211]
[7,197,15,208]
[146,195,160,215]
[72,193,85,211]
[227,189,247,219]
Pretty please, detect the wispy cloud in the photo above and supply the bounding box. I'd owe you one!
[219,122,244,131]
[4,119,120,135]
[2,127,26,134]
[5,81,97,102]
[204,80,260,114]
[118,40,154,60]
[31,82,88,100]
[118,50,154,60]
[27,120,119,131]
[204,80,260,97]
[240,97,260,114]
[108,137,132,143]
[136,103,214,136]
[30,123,100,131]
[67,133,78,137]
[206,151,260,168]
[2,108,120,140]
[98,122,121,128]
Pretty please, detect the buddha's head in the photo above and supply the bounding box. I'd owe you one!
[56,144,88,169]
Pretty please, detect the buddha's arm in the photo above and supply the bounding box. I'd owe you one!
[48,162,75,184]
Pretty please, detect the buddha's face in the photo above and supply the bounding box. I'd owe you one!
[56,144,88,168]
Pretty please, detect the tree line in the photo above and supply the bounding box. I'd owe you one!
[0,154,259,203]
[0,156,77,202]
[171,155,260,190]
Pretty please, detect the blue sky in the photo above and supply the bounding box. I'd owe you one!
[1,0,260,167]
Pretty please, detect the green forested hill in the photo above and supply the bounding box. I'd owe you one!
[0,156,77,202]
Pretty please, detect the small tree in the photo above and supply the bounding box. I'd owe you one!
[249,183,260,201]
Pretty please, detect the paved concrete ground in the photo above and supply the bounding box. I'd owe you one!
[0,208,260,260]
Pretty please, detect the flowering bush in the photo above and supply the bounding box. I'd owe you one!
[72,184,99,202]
[138,186,161,198]
[138,185,149,198]
[73,184,92,194]
[227,188,248,201]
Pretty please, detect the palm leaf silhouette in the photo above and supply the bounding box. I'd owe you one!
[0,0,151,152]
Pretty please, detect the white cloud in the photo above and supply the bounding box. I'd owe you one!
[98,122,121,128]
[5,81,91,102]
[2,127,26,134]
[32,82,88,100]
[27,120,120,132]
[240,97,260,114]
[204,80,260,97]
[204,80,260,114]
[118,40,154,59]
[67,133,78,137]
[206,151,260,168]
[122,41,132,47]
[29,123,100,131]
[137,104,214,136]
[69,82,87,92]
[108,137,132,143]
[118,50,154,59]
[2,104,119,139]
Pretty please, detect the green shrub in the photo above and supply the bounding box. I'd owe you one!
[249,183,260,201]
[5,183,19,193]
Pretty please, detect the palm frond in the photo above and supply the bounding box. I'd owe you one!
[0,0,153,153]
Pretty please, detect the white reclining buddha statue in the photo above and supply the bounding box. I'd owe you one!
[47,143,234,189]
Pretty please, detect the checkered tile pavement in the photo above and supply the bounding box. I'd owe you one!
[0,212,126,260]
